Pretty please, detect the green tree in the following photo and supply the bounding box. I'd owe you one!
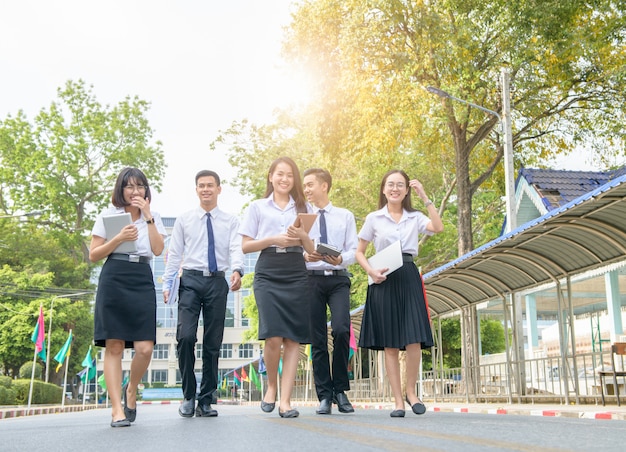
[0,79,166,263]
[0,266,93,381]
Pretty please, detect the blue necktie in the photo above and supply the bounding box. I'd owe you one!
[319,209,328,244]
[206,213,218,273]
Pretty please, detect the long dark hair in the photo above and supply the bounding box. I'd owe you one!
[111,167,152,207]
[378,169,416,212]
[263,157,307,213]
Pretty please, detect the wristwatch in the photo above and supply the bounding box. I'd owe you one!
[233,268,244,277]
[145,217,155,224]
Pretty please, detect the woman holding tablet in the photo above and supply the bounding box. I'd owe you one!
[355,169,443,418]
[239,156,316,418]
[89,167,166,427]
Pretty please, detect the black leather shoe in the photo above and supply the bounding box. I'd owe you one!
[122,382,137,422]
[390,409,405,418]
[316,398,332,415]
[110,418,131,427]
[178,398,195,418]
[278,408,299,418]
[195,403,218,417]
[405,395,426,415]
[261,401,275,413]
[333,392,354,413]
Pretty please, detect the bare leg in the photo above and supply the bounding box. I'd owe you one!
[279,338,300,412]
[262,337,282,403]
[126,340,154,409]
[104,339,125,421]
[384,348,404,410]
[405,343,423,404]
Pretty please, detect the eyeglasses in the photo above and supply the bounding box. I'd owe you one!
[124,184,147,192]
[385,182,406,190]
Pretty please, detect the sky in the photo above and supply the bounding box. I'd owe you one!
[0,1,614,219]
[0,0,307,217]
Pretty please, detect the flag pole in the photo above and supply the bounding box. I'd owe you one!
[27,342,38,414]
[27,302,44,415]
[60,329,72,408]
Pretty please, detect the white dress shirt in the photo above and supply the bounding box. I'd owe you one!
[238,195,319,243]
[306,202,358,271]
[92,206,167,257]
[162,206,244,292]
[358,205,433,256]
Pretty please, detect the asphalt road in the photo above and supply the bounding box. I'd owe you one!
[2,403,625,451]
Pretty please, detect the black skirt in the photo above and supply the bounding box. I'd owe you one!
[358,260,433,350]
[253,250,311,343]
[94,258,157,348]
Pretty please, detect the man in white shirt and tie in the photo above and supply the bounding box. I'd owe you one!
[162,170,244,418]
[303,168,358,415]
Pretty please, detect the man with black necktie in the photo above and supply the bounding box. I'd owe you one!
[162,170,244,418]
[303,168,358,415]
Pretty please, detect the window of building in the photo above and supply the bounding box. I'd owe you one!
[152,343,169,360]
[152,370,167,383]
[239,343,253,359]
[220,344,232,359]
[196,343,202,359]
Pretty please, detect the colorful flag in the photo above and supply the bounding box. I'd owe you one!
[249,365,261,391]
[258,355,266,375]
[278,357,283,376]
[304,344,312,362]
[221,377,227,389]
[97,373,107,390]
[241,366,249,382]
[349,322,357,360]
[53,331,73,372]
[30,306,46,361]
[77,360,96,383]
[79,346,96,383]
[233,370,241,386]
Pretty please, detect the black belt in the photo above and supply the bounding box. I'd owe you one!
[307,270,351,277]
[182,269,225,278]
[108,253,151,264]
[262,246,303,254]
[402,254,414,263]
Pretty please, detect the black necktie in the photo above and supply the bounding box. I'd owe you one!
[319,209,328,244]
[206,213,218,273]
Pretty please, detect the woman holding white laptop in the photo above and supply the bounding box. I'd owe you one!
[89,167,166,427]
[355,169,443,418]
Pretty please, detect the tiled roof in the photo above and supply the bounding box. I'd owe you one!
[519,166,626,210]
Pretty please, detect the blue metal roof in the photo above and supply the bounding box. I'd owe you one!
[418,173,626,316]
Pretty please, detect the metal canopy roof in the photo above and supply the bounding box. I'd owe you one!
[421,173,626,317]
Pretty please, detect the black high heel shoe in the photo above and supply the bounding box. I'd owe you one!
[405,395,426,415]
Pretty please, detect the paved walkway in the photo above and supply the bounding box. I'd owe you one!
[3,399,626,421]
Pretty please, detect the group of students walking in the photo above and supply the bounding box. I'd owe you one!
[90,158,443,427]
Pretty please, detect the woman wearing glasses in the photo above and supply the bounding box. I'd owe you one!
[355,169,443,418]
[89,167,166,427]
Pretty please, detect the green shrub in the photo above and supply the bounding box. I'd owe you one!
[0,386,17,405]
[12,379,63,405]
[19,362,43,380]
[0,375,12,388]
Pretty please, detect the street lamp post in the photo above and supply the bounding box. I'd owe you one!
[426,68,516,232]
[45,291,93,383]
[0,210,44,220]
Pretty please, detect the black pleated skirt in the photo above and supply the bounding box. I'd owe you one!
[358,260,433,350]
[253,250,311,343]
[94,258,157,348]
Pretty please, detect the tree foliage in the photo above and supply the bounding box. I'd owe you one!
[0,79,166,262]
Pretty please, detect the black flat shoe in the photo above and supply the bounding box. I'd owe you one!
[110,418,131,428]
[261,401,276,413]
[278,408,299,418]
[405,395,426,415]
[195,403,218,417]
[122,382,137,422]
[316,398,332,415]
[179,398,196,418]
[390,409,405,418]
[333,392,354,413]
